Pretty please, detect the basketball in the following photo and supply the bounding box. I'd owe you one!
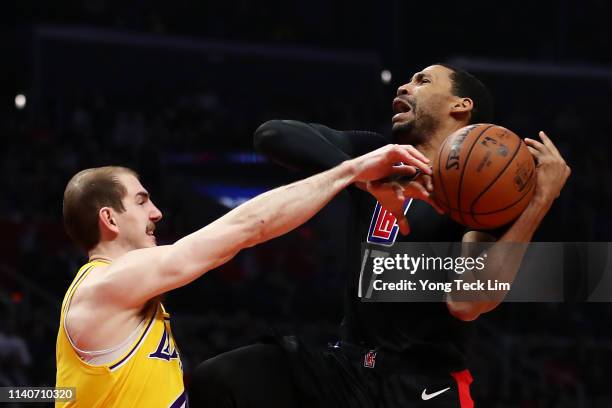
[432,124,536,229]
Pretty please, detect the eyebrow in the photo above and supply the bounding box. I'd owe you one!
[135,191,149,201]
[411,72,431,82]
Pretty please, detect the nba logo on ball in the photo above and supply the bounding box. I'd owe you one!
[366,200,413,246]
[364,350,377,368]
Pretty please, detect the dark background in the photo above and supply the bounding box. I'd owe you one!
[2,1,612,406]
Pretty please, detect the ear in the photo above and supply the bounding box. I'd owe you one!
[99,207,120,237]
[450,97,473,115]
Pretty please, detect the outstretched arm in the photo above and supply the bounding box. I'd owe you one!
[254,119,388,173]
[97,144,432,310]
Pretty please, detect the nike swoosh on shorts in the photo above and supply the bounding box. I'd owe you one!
[421,387,451,400]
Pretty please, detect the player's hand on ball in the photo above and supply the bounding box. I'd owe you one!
[524,131,571,203]
[366,173,444,236]
[349,144,432,183]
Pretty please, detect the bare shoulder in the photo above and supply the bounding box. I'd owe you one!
[68,264,111,309]
[65,265,144,351]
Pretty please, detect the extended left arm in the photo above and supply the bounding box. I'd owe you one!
[446,131,571,320]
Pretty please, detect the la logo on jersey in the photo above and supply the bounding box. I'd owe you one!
[364,350,377,368]
[149,323,178,361]
[366,199,413,246]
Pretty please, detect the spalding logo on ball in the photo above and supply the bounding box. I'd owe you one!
[432,124,535,229]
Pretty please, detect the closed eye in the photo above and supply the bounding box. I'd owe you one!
[136,191,150,205]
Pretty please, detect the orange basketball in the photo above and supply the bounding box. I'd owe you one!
[432,124,536,229]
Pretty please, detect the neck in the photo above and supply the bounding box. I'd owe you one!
[416,120,468,161]
[88,240,130,263]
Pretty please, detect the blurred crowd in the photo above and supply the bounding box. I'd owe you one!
[15,0,612,66]
[4,6,612,405]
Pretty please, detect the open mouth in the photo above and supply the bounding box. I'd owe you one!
[393,97,412,114]
[392,97,414,124]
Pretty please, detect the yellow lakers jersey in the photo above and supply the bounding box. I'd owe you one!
[56,260,186,407]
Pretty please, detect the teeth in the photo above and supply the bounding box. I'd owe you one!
[393,99,412,114]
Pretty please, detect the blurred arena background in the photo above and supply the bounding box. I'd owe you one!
[3,1,612,406]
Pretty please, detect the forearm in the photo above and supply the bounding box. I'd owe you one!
[254,120,386,172]
[254,120,350,172]
[219,160,358,247]
[448,197,552,319]
[169,161,358,278]
[498,195,552,243]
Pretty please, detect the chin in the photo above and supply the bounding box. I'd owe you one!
[391,121,416,144]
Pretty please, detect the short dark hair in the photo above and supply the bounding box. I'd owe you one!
[63,166,138,251]
[437,63,494,124]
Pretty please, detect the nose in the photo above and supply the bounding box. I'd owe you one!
[396,82,413,97]
[150,203,163,222]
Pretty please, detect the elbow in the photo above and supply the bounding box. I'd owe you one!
[446,300,492,322]
[241,220,266,249]
[158,247,191,287]
[254,120,283,154]
[229,214,268,250]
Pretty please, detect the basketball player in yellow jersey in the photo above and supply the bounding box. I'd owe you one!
[56,143,437,407]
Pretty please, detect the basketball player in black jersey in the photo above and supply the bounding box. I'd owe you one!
[189,64,570,407]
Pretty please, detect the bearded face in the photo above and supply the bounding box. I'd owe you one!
[391,95,441,145]
[391,65,458,146]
